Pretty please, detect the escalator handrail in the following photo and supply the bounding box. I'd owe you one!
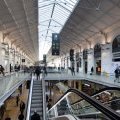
[42,73,46,120]
[92,87,120,96]
[71,98,120,111]
[71,87,120,105]
[26,76,34,120]
[47,88,120,120]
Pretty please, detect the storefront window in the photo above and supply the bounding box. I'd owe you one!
[94,44,101,58]
[83,49,88,59]
[112,35,120,53]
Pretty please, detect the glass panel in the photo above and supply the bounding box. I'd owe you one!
[93,90,120,115]
[0,72,30,97]
[47,91,115,120]
[38,0,79,59]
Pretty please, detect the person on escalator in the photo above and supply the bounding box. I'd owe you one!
[31,110,41,120]
[35,67,41,80]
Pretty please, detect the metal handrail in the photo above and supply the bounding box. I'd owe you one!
[71,87,120,105]
[0,72,30,105]
[0,70,24,79]
[26,76,34,120]
[47,88,120,120]
[42,73,46,120]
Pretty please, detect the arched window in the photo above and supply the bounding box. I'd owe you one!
[83,49,88,59]
[94,44,101,58]
[112,35,120,53]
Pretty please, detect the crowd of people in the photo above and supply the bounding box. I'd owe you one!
[33,66,47,80]
[4,94,26,120]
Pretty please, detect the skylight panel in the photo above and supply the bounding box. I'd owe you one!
[38,0,79,60]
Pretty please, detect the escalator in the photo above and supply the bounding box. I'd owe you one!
[71,87,120,113]
[26,79,43,120]
[47,88,120,120]
[30,80,43,117]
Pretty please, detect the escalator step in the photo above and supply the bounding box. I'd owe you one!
[32,94,42,96]
[31,104,43,108]
[31,100,43,103]
[32,96,42,99]
[32,90,42,93]
[30,111,43,116]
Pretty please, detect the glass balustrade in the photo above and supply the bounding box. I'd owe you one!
[93,89,120,114]
[0,72,30,98]
[47,89,120,120]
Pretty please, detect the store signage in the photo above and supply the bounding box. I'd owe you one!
[52,33,60,55]
[22,59,25,62]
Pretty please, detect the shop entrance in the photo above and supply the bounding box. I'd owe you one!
[76,62,79,72]
[85,61,87,74]
[95,59,101,75]
[83,49,88,74]
[94,44,101,75]
[76,52,80,73]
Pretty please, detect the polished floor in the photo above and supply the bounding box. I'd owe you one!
[3,84,29,120]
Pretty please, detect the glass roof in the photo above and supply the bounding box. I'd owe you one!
[38,0,79,60]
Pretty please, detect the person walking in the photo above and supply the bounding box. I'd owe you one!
[114,67,120,82]
[71,66,75,76]
[0,65,5,76]
[18,112,24,120]
[90,66,94,75]
[35,67,41,80]
[5,117,11,120]
[20,101,25,113]
[16,94,20,106]
[43,66,47,76]
[31,110,41,120]
[47,101,52,110]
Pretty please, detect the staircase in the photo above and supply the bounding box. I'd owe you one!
[30,80,43,119]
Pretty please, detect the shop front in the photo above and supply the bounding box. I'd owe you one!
[83,49,88,74]
[94,44,101,75]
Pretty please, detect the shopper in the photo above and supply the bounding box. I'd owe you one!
[114,67,120,82]
[5,117,11,120]
[35,67,41,80]
[47,101,52,110]
[10,63,12,73]
[0,65,5,76]
[71,66,75,76]
[43,66,47,76]
[31,111,41,120]
[16,94,20,106]
[20,101,25,113]
[90,66,94,75]
[18,112,24,120]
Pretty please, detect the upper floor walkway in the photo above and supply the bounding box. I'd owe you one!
[0,71,30,106]
[43,70,120,88]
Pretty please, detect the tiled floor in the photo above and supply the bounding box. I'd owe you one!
[2,85,29,120]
